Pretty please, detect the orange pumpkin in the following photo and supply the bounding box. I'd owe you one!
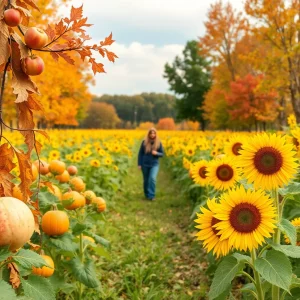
[83,190,96,204]
[41,210,69,236]
[0,197,35,250]
[62,191,86,210]
[70,177,85,192]
[55,170,70,183]
[92,197,106,212]
[33,160,49,175]
[48,160,66,175]
[32,255,54,277]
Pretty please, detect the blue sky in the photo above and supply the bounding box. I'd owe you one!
[64,0,244,96]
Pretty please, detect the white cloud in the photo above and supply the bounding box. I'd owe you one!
[90,42,184,95]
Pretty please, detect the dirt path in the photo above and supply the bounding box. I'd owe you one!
[98,149,208,299]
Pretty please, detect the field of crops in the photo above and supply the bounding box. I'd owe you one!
[2,123,300,299]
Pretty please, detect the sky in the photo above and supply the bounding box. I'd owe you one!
[63,0,245,96]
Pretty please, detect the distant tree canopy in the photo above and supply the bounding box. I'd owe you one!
[164,40,212,130]
[93,93,176,126]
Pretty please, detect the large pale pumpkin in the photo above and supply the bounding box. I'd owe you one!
[0,197,35,250]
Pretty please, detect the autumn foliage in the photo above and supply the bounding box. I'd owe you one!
[156,118,176,130]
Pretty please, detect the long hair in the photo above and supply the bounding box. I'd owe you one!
[144,127,161,153]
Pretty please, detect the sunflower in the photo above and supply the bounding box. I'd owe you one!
[239,133,298,190]
[195,198,231,258]
[224,135,245,157]
[284,217,300,245]
[207,156,240,191]
[185,146,195,157]
[214,186,277,252]
[104,157,112,165]
[183,157,192,170]
[190,160,209,186]
[81,148,92,158]
[90,159,101,168]
[49,150,60,161]
[287,114,297,129]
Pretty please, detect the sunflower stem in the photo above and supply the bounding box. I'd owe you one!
[251,249,264,300]
[272,188,281,300]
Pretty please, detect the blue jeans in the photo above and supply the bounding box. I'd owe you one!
[142,165,159,199]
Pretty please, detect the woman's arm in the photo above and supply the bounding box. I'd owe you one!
[155,143,164,157]
[138,141,144,166]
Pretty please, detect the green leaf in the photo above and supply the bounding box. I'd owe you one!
[13,249,49,269]
[92,234,110,248]
[209,256,245,299]
[232,253,251,264]
[0,246,11,262]
[69,257,100,288]
[47,233,78,252]
[38,190,59,213]
[0,280,17,300]
[279,181,300,196]
[49,273,76,294]
[93,247,111,260]
[270,242,300,258]
[21,275,55,300]
[279,219,297,246]
[254,250,292,291]
[290,276,300,290]
[71,223,87,236]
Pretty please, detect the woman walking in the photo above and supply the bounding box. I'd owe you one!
[138,128,164,201]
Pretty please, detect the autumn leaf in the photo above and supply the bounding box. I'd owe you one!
[58,52,75,65]
[45,24,56,41]
[11,42,39,103]
[0,20,10,66]
[8,263,21,289]
[89,58,105,75]
[21,0,39,11]
[12,33,30,60]
[70,5,83,22]
[105,49,118,62]
[55,19,67,36]
[15,149,33,201]
[101,33,115,46]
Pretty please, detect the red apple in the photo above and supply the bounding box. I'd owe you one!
[67,165,78,176]
[4,9,22,27]
[24,27,48,49]
[22,56,45,76]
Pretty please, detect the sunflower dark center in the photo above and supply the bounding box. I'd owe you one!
[230,203,261,233]
[254,146,283,175]
[189,150,193,154]
[211,217,220,236]
[199,167,207,179]
[216,164,234,181]
[232,142,242,156]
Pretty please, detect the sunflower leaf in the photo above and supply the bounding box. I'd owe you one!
[279,219,297,246]
[208,256,245,299]
[254,250,292,292]
[279,181,300,196]
[269,242,300,258]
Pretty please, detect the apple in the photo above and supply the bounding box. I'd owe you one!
[22,56,45,76]
[24,27,48,49]
[4,9,22,27]
[67,165,78,176]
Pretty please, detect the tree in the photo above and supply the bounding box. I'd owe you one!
[156,118,176,130]
[164,40,211,130]
[82,102,120,128]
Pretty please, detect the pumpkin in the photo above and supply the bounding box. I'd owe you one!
[41,210,69,236]
[33,160,49,175]
[48,160,66,175]
[92,197,106,212]
[55,170,70,183]
[70,177,85,192]
[61,191,86,210]
[83,190,96,204]
[32,255,54,277]
[0,197,35,250]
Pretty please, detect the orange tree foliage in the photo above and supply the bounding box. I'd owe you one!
[137,122,155,130]
[82,102,121,128]
[226,74,278,128]
[156,118,176,130]
[0,1,117,204]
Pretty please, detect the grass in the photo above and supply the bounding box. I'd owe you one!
[95,147,209,299]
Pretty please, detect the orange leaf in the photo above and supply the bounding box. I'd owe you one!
[11,42,39,103]
[45,24,56,41]
[50,52,59,62]
[58,52,75,65]
[89,58,105,75]
[104,49,118,63]
[12,33,30,60]
[21,0,39,11]
[71,17,92,32]
[0,20,10,66]
[8,263,21,289]
[101,33,115,46]
[70,5,83,22]
[27,241,41,251]
[55,20,67,36]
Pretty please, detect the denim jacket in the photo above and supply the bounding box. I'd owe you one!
[138,140,164,167]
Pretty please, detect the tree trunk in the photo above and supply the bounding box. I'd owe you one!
[278,96,286,128]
